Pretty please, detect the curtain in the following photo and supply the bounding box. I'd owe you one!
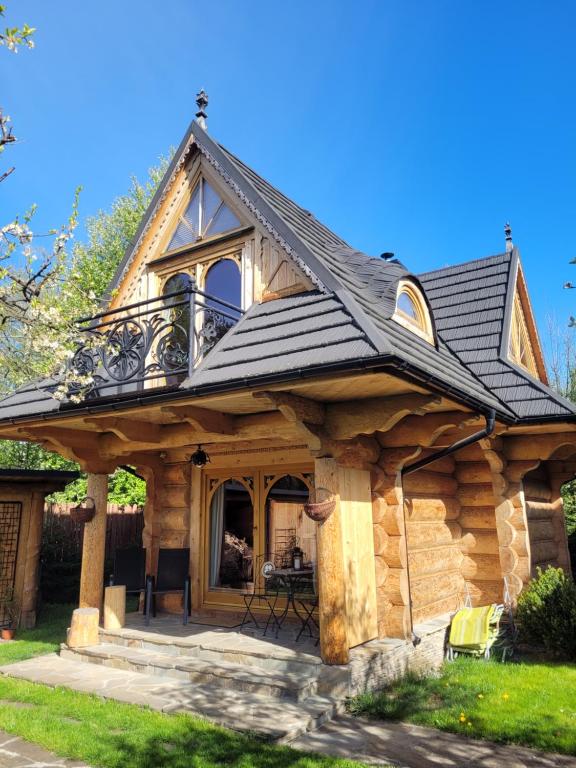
[209,484,225,587]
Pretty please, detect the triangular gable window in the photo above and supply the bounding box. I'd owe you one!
[167,178,241,252]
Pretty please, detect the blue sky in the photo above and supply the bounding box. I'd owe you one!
[3,0,576,359]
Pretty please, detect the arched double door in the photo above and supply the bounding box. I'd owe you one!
[203,467,315,608]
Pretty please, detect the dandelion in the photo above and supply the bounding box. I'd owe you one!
[477,694,484,699]
[459,712,466,723]
[467,721,472,728]
[502,693,509,701]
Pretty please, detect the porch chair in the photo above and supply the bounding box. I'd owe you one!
[293,565,319,644]
[446,576,517,661]
[144,547,191,626]
[239,553,284,638]
[108,546,146,608]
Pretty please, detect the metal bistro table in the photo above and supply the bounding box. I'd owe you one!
[271,566,316,639]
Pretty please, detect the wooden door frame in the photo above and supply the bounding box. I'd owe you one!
[200,464,313,611]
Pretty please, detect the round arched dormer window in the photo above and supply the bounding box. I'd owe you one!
[393,280,435,344]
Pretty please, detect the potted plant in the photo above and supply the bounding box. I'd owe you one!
[0,589,20,641]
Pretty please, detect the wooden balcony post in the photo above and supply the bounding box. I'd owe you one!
[79,473,109,610]
[314,457,349,665]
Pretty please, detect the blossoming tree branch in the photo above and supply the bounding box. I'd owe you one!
[0,4,100,401]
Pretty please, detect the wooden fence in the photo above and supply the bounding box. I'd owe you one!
[43,503,145,562]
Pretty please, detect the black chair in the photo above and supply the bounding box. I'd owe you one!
[108,546,146,602]
[240,553,284,637]
[294,566,319,644]
[145,547,191,626]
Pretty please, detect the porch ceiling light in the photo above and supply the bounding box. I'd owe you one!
[190,444,210,467]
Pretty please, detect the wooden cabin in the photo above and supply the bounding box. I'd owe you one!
[0,98,573,669]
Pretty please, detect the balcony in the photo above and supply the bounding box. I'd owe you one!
[67,285,243,400]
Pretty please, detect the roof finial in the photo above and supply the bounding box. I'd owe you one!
[504,221,513,253]
[195,89,209,130]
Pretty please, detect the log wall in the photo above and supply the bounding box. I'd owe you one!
[403,457,464,624]
[455,448,502,605]
[523,464,566,576]
[139,461,191,613]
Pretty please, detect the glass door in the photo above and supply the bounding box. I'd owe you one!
[206,475,255,603]
[202,467,314,609]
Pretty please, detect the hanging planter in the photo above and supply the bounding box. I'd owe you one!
[69,497,96,524]
[304,487,336,523]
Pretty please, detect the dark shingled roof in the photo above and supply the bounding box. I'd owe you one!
[185,292,379,388]
[420,251,576,420]
[0,119,573,425]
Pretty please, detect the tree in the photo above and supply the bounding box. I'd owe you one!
[0,4,91,397]
[0,157,168,503]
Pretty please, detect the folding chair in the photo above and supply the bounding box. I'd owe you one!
[294,566,319,644]
[144,547,191,626]
[240,553,283,637]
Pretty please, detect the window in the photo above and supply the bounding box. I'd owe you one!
[166,178,241,252]
[509,291,539,376]
[161,273,193,381]
[204,259,241,310]
[392,280,434,343]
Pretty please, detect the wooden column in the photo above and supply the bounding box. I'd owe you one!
[79,473,109,610]
[314,457,349,665]
[20,491,45,628]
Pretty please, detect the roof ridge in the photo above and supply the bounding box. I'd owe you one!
[419,251,511,280]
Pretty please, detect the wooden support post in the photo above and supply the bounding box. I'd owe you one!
[104,585,126,630]
[79,473,109,610]
[67,607,99,647]
[20,491,45,628]
[314,457,349,665]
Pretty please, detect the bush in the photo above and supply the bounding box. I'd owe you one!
[516,566,576,660]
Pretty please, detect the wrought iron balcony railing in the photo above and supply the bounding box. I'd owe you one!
[67,284,243,399]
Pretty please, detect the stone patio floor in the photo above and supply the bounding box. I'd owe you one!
[0,731,89,768]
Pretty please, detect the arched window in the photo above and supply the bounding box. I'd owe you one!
[392,280,434,344]
[265,475,314,566]
[197,259,242,359]
[161,273,192,378]
[204,259,242,310]
[166,178,241,252]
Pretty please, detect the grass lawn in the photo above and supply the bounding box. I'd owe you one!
[0,603,72,666]
[0,604,369,768]
[349,655,576,756]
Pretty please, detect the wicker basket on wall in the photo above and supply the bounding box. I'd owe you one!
[304,487,336,523]
[69,497,96,524]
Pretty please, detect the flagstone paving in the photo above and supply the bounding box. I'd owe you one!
[0,731,89,768]
[290,715,576,768]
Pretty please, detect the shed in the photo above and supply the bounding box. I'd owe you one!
[0,469,78,628]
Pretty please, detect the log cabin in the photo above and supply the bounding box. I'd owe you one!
[0,93,574,691]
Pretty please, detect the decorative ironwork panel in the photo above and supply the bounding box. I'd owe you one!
[64,285,243,400]
[0,501,22,628]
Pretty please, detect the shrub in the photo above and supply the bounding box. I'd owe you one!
[516,566,576,660]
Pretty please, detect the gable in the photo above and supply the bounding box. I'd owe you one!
[110,146,315,311]
[505,264,547,383]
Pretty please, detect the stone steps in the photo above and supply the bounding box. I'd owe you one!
[99,626,324,676]
[1,653,342,742]
[61,643,320,702]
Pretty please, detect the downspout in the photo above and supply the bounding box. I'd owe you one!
[399,409,496,646]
